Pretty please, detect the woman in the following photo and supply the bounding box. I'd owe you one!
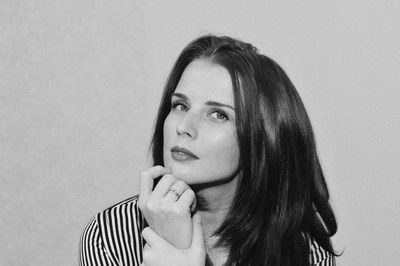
[80,34,338,266]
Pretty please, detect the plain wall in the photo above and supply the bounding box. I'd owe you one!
[1,1,399,265]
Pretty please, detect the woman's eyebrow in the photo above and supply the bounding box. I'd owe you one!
[205,101,235,111]
[172,92,235,111]
[171,92,188,100]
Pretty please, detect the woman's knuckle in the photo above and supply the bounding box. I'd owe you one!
[158,203,167,211]
[186,189,195,197]
[161,202,173,212]
[154,165,163,171]
[182,180,190,189]
[173,179,183,186]
[162,173,175,182]
[141,227,150,237]
[174,180,186,189]
[172,205,184,215]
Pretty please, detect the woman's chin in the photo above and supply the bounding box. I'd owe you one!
[164,158,203,185]
[170,168,189,182]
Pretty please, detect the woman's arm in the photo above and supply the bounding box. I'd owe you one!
[79,196,144,266]
[79,216,117,266]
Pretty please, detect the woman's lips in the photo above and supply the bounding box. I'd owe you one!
[171,146,199,161]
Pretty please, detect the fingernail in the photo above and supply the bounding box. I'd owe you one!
[195,214,201,223]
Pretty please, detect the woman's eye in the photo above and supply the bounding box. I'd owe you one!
[172,102,188,112]
[210,109,229,121]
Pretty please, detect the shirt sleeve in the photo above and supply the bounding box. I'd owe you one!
[309,239,335,266]
[79,216,117,266]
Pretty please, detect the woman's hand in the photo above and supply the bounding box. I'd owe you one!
[138,165,196,249]
[141,214,206,266]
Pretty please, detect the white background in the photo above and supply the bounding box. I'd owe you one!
[1,1,399,265]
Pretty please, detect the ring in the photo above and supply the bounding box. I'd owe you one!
[167,187,181,199]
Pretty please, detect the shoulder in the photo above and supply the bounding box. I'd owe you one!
[309,239,335,266]
[97,195,142,225]
[94,195,144,240]
[80,195,144,266]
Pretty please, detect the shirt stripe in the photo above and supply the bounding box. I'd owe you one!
[309,238,334,266]
[79,196,143,266]
[79,195,334,265]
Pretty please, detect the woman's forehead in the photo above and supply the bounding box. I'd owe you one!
[174,59,234,105]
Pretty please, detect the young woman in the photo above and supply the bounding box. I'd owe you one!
[80,35,338,266]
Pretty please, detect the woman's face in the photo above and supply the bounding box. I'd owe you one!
[163,59,240,185]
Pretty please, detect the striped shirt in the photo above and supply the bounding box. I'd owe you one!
[79,195,334,266]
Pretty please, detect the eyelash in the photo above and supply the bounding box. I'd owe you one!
[171,101,188,111]
[209,108,229,121]
[171,101,229,121]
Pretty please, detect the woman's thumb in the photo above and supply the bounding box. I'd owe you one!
[191,213,205,248]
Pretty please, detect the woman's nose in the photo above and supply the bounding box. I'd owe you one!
[176,113,198,138]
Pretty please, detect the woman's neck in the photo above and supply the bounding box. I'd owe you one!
[196,175,237,235]
[194,176,237,266]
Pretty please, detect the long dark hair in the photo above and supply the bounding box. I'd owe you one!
[151,35,337,266]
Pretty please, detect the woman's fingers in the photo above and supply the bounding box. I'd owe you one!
[142,227,159,248]
[164,180,191,202]
[152,174,177,198]
[139,166,170,203]
[142,227,169,248]
[142,220,206,266]
[177,188,196,211]
[190,214,205,249]
[138,166,195,250]
[143,215,204,249]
